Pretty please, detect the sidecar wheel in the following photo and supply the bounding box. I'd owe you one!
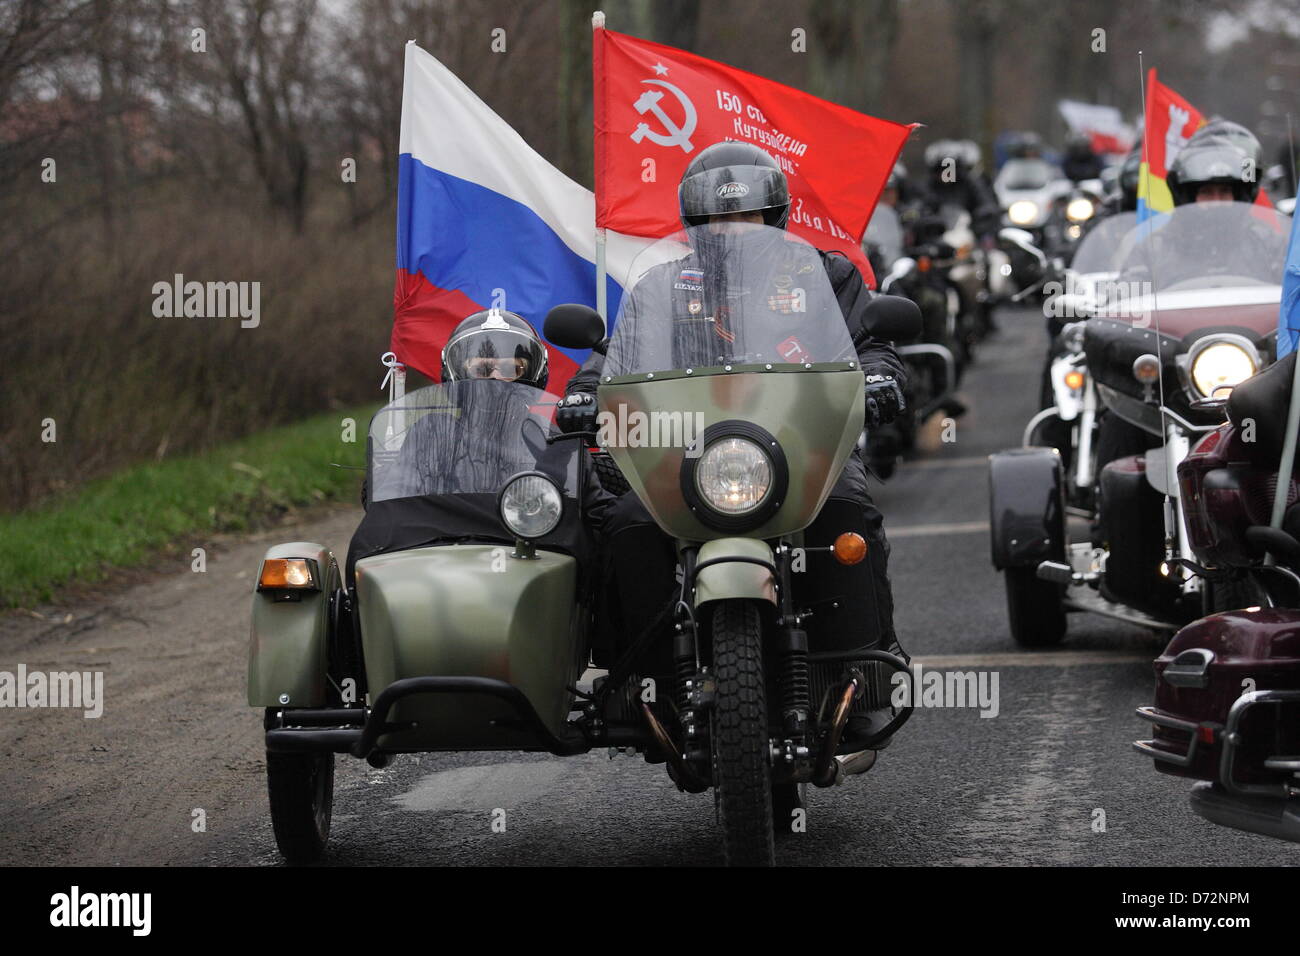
[266,751,334,864]
[709,600,775,866]
[1005,566,1066,646]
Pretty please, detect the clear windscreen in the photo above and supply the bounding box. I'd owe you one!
[1111,203,1291,296]
[367,381,577,503]
[1071,211,1138,275]
[604,224,856,379]
[996,158,1061,191]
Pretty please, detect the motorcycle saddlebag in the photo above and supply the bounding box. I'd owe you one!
[1137,608,1300,785]
[1096,454,1181,616]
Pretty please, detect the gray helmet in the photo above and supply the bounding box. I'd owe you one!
[678,141,790,229]
[1167,141,1259,205]
[1185,118,1262,172]
[441,309,548,389]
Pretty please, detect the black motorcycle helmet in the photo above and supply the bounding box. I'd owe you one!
[1118,147,1142,210]
[1167,141,1259,205]
[679,141,790,229]
[441,309,548,389]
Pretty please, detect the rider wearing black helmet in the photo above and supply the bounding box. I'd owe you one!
[561,141,910,724]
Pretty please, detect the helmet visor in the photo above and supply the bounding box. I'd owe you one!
[679,163,789,224]
[445,329,544,383]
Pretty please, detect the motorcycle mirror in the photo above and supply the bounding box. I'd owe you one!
[880,256,917,294]
[544,303,605,351]
[862,294,922,343]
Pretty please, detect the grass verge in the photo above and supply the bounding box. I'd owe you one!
[0,406,377,609]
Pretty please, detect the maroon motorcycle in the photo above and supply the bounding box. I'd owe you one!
[1135,350,1300,844]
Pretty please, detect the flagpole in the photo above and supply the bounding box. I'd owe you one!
[592,10,608,325]
[1269,157,1300,531]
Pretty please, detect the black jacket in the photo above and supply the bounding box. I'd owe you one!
[566,248,906,395]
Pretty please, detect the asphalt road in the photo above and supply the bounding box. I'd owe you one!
[2,303,1295,867]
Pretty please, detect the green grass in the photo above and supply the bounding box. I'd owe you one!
[0,406,378,608]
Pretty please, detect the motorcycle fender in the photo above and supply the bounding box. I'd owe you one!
[248,542,334,708]
[692,538,777,609]
[354,545,581,745]
[989,447,1066,570]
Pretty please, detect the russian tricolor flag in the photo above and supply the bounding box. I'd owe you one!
[393,42,647,394]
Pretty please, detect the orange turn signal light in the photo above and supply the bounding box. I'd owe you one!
[1064,370,1085,391]
[916,256,932,273]
[831,532,868,566]
[258,558,318,590]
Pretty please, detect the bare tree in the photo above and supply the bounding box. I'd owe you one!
[806,0,900,114]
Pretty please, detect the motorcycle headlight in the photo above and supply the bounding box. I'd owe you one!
[695,437,772,515]
[499,472,562,539]
[1189,339,1258,399]
[1066,197,1095,222]
[1008,200,1039,225]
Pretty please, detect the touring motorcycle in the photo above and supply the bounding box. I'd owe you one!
[1023,212,1139,507]
[862,202,964,477]
[1134,351,1300,843]
[990,202,1291,646]
[247,224,921,865]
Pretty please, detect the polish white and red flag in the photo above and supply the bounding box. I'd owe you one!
[593,27,916,286]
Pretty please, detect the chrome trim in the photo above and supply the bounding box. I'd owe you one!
[1134,704,1200,767]
[1220,689,1300,799]
[1022,407,1062,449]
[1162,648,1215,689]
[1188,781,1300,845]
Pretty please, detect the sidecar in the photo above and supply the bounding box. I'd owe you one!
[247,379,606,862]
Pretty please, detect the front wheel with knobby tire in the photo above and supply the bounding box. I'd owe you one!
[709,600,775,866]
[266,749,334,864]
[1005,566,1066,646]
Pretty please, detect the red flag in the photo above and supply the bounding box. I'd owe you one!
[593,28,915,286]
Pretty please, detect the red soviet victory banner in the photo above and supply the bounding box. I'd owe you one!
[593,27,915,285]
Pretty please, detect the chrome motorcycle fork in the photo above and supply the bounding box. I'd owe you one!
[1074,374,1097,490]
[1162,423,1198,592]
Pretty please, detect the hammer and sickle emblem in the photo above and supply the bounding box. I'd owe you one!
[630,80,698,154]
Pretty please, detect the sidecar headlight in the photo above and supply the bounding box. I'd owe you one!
[1066,197,1095,222]
[499,472,562,539]
[1189,338,1258,399]
[1008,200,1039,225]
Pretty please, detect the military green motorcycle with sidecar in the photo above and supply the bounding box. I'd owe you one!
[247,225,919,866]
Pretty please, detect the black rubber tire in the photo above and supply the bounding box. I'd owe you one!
[267,750,334,864]
[591,450,631,497]
[709,600,775,866]
[770,782,806,837]
[1203,574,1265,615]
[1005,566,1067,646]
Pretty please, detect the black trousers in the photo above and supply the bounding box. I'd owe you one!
[595,450,900,671]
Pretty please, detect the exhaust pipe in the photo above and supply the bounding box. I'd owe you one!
[640,702,708,794]
[812,673,862,787]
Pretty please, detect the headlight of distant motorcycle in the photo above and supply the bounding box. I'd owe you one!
[1188,338,1258,399]
[1007,200,1039,225]
[499,472,562,539]
[1066,197,1095,222]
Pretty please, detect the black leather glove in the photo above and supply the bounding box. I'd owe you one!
[557,392,598,434]
[864,373,906,428]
